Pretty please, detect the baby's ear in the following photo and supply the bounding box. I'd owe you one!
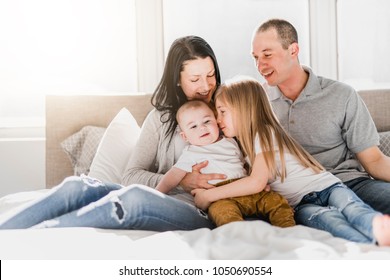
[180,131,188,142]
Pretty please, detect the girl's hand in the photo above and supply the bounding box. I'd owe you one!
[191,188,212,211]
[179,160,226,193]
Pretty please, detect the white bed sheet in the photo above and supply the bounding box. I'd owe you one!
[1,189,390,260]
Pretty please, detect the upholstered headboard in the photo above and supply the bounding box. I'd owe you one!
[45,94,153,188]
[358,89,390,132]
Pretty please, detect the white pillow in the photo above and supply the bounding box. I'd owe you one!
[88,108,140,184]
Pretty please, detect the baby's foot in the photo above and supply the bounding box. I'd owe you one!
[372,214,390,246]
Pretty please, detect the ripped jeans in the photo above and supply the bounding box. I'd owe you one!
[294,182,381,244]
[0,176,214,231]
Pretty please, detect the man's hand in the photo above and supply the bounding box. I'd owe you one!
[179,160,226,193]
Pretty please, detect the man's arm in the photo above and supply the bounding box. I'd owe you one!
[356,146,390,181]
[156,167,188,193]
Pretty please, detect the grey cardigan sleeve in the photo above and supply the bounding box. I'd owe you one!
[121,109,164,187]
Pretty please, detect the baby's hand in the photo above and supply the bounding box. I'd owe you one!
[264,184,271,192]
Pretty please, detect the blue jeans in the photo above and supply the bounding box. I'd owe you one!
[345,177,390,215]
[0,176,214,231]
[294,183,381,244]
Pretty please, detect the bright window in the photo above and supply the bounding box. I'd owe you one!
[0,0,138,128]
[337,0,390,90]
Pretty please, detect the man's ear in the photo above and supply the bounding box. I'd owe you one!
[289,42,299,56]
[180,131,188,142]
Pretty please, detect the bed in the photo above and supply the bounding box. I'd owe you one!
[1,92,390,260]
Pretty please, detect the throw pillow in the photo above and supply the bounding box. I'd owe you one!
[88,108,141,184]
[379,131,390,157]
[61,126,106,176]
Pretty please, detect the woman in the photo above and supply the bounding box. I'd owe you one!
[0,36,225,231]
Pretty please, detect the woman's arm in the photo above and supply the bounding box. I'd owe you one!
[122,110,165,187]
[192,153,269,210]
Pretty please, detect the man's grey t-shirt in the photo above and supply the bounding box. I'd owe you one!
[265,66,379,182]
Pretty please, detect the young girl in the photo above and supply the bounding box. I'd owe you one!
[192,77,390,246]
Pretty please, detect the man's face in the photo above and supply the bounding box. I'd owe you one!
[251,28,296,87]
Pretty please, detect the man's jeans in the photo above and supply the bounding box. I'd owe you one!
[295,183,380,244]
[0,176,214,231]
[345,177,390,215]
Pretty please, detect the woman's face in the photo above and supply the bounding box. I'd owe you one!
[179,57,217,103]
[215,98,236,138]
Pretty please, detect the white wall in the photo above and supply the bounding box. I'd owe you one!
[163,0,310,84]
[0,138,45,197]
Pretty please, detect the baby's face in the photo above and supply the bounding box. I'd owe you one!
[179,106,220,146]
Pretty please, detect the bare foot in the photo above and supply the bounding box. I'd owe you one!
[372,215,390,246]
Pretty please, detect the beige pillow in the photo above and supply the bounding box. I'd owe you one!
[88,108,140,184]
[61,126,106,175]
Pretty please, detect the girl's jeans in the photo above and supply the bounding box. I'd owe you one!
[0,176,214,231]
[294,182,381,244]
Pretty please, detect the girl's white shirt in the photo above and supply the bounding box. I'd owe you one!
[254,134,340,207]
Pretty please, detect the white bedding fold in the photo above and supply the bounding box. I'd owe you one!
[1,190,390,260]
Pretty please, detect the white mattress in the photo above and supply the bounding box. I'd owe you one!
[1,189,390,260]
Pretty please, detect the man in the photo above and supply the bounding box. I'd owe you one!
[251,18,390,214]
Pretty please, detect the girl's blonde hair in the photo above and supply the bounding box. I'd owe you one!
[214,77,324,181]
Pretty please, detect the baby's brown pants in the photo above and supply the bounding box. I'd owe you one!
[208,190,295,228]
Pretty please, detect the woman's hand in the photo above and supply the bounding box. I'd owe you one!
[191,188,212,211]
[179,160,226,193]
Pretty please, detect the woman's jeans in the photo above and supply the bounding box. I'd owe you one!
[0,176,214,231]
[294,183,381,244]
